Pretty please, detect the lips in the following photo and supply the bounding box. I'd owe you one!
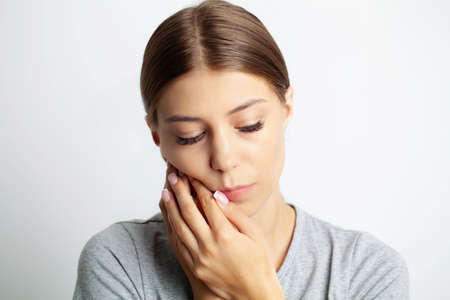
[219,183,255,202]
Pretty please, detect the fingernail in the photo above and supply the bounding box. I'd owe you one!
[162,188,170,202]
[213,190,229,208]
[168,172,178,185]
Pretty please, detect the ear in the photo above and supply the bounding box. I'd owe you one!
[145,115,160,146]
[282,85,294,131]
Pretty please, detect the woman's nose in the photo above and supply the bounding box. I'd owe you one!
[209,127,237,173]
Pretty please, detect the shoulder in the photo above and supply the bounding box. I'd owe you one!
[74,213,168,299]
[79,212,166,260]
[348,231,409,299]
[299,209,362,250]
[298,209,409,298]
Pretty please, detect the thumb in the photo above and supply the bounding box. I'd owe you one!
[213,191,261,240]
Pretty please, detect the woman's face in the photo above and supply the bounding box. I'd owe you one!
[148,68,293,214]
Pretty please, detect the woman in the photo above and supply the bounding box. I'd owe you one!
[73,0,409,299]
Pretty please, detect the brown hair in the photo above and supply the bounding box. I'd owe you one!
[140,0,290,126]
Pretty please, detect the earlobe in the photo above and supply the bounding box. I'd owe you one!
[151,131,160,146]
[145,115,161,146]
[282,86,294,130]
[145,115,152,130]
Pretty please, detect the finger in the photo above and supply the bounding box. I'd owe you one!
[189,177,232,235]
[163,204,196,271]
[164,163,207,232]
[167,171,213,247]
[165,161,174,189]
[162,164,197,270]
[214,197,262,241]
[172,229,196,271]
[159,198,172,235]
[190,177,207,221]
[163,186,201,256]
[160,162,177,234]
[168,163,206,219]
[161,196,196,271]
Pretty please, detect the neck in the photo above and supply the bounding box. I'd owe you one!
[248,184,295,267]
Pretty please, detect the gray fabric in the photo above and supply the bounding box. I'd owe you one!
[73,203,409,299]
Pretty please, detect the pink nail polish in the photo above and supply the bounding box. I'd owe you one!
[168,173,178,185]
[213,190,229,208]
[162,188,170,202]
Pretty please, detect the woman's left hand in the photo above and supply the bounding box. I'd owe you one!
[163,164,285,300]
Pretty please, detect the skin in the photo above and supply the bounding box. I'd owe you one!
[146,68,295,299]
[160,164,221,300]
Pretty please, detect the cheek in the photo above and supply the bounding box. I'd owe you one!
[254,123,285,183]
[160,145,207,177]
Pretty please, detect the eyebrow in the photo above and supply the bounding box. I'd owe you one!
[164,98,267,123]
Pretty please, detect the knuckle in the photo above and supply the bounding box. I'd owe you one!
[193,256,209,279]
[180,204,197,219]
[179,225,191,237]
[182,214,195,227]
[202,244,216,258]
[216,230,232,244]
[178,223,193,239]
[197,254,206,267]
[172,222,184,235]
[192,264,204,279]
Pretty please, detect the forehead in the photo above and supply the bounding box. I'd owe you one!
[157,69,278,116]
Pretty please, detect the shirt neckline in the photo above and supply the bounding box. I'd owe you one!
[275,202,302,280]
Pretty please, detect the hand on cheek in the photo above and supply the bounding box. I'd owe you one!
[158,162,283,300]
[159,162,222,299]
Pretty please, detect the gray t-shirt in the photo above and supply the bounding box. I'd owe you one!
[73,203,409,299]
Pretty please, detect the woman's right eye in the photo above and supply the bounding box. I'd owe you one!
[176,132,206,145]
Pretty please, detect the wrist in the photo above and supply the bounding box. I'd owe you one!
[251,281,285,300]
[237,270,285,300]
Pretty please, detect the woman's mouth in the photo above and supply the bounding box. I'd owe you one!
[219,183,255,202]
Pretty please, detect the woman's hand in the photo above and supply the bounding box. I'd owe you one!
[160,162,285,300]
[159,163,223,300]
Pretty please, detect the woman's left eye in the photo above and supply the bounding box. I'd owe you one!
[176,120,265,146]
[238,120,264,133]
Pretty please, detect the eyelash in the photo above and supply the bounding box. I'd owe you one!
[176,121,265,146]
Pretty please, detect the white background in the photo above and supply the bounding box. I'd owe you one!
[1,0,449,299]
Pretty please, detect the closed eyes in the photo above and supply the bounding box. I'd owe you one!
[176,120,265,146]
